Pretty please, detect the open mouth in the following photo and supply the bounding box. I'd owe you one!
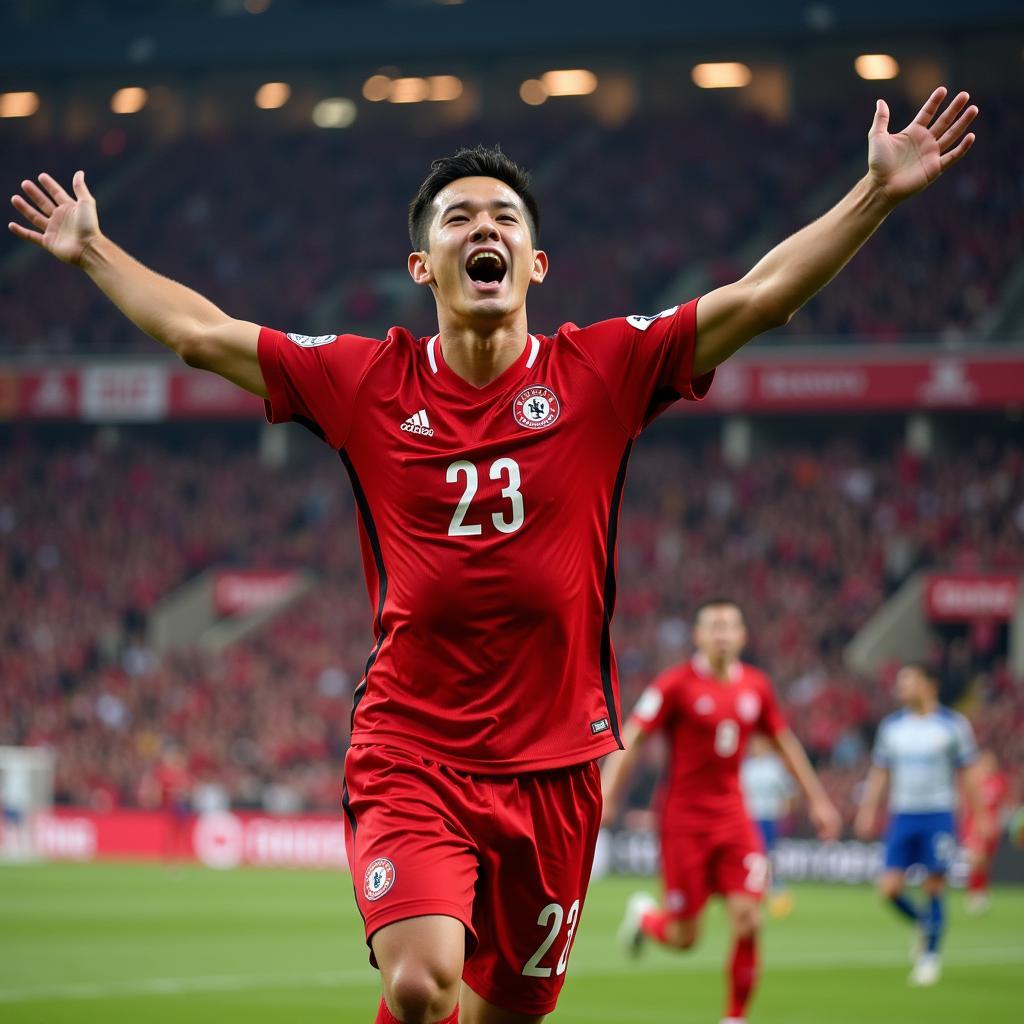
[465,249,507,291]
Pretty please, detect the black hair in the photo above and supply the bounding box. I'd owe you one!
[407,144,540,251]
[693,597,744,622]
[902,661,939,686]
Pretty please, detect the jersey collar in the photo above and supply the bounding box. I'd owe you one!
[692,652,742,683]
[425,332,541,398]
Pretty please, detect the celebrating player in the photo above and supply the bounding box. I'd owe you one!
[10,85,977,1024]
[962,749,1009,914]
[854,663,991,986]
[602,599,841,1024]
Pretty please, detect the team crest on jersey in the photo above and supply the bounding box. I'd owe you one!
[363,857,396,901]
[694,695,716,716]
[736,691,761,723]
[513,386,560,430]
[286,333,337,347]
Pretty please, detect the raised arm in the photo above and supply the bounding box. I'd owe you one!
[771,728,841,841]
[8,170,266,396]
[692,86,978,376]
[600,718,650,828]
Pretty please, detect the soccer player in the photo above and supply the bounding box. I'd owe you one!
[741,733,797,917]
[962,749,1009,914]
[601,599,841,1024]
[854,663,992,986]
[10,86,976,1024]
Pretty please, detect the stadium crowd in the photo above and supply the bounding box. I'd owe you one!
[1,423,1020,826]
[1,91,1020,356]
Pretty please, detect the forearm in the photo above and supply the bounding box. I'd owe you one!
[858,766,887,815]
[600,746,639,813]
[747,174,895,326]
[774,731,829,805]
[80,234,233,360]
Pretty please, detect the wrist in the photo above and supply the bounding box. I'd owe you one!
[78,232,111,273]
[859,172,899,216]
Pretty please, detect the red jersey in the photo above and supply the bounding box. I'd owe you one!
[629,655,787,831]
[258,300,711,773]
[962,771,1009,837]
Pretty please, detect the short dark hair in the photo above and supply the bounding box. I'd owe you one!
[693,597,744,622]
[408,144,540,251]
[902,661,939,686]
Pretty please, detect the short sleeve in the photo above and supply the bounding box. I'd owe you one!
[872,719,892,767]
[757,677,788,738]
[570,297,714,437]
[629,675,676,735]
[952,713,978,767]
[257,327,381,449]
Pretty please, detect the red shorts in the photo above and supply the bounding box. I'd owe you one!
[963,828,999,861]
[342,744,602,1016]
[660,819,768,920]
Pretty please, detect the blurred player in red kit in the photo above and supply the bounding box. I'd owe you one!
[962,749,1008,914]
[601,599,841,1024]
[140,745,193,862]
[11,85,977,1023]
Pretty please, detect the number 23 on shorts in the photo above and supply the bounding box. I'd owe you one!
[521,898,581,978]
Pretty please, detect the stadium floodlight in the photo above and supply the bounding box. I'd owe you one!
[312,98,357,129]
[855,54,900,80]
[427,76,464,102]
[691,62,752,89]
[363,74,392,102]
[111,87,148,115]
[0,91,39,118]
[389,77,430,103]
[541,69,598,96]
[519,79,548,106]
[254,82,290,109]
[244,0,272,12]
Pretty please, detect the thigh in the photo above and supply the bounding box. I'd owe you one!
[921,813,957,877]
[343,744,484,965]
[711,823,769,901]
[661,829,713,921]
[462,760,602,1019]
[884,815,914,871]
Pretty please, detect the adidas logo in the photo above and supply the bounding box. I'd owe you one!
[400,409,434,437]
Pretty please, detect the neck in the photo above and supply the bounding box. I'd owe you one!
[910,697,938,715]
[705,654,735,682]
[436,309,529,388]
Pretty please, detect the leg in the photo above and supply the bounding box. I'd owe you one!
[921,873,947,954]
[459,981,545,1024]
[724,893,761,1023]
[372,916,465,1023]
[879,868,919,924]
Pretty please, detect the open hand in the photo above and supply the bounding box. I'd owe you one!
[9,170,100,266]
[867,86,978,206]
[810,796,842,842]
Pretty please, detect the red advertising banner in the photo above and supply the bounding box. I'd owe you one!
[925,574,1021,622]
[23,809,348,870]
[1,349,1023,420]
[213,570,302,616]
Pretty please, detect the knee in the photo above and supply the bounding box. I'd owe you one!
[384,959,460,1023]
[878,875,901,901]
[732,907,760,939]
[665,920,698,950]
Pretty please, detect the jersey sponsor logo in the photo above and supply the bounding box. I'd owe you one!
[400,409,435,437]
[736,691,761,723]
[591,717,611,735]
[285,333,338,347]
[633,687,663,722]
[625,306,678,332]
[513,385,560,430]
[694,695,715,716]
[363,856,396,901]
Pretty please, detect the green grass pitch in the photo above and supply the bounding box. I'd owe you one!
[1,863,1020,1022]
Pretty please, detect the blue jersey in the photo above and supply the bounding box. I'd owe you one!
[872,708,976,814]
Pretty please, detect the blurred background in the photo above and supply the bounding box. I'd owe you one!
[0,2,1023,1019]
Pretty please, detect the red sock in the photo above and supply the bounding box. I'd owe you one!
[968,865,989,893]
[375,998,459,1023]
[641,908,671,944]
[728,934,758,1019]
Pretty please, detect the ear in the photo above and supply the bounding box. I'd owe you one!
[408,250,434,286]
[531,249,549,285]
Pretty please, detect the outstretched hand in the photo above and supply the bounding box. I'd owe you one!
[9,170,100,266]
[867,86,978,206]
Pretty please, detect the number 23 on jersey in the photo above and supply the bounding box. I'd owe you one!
[446,458,525,537]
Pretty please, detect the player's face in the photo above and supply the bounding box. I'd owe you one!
[408,176,547,324]
[896,666,929,705]
[694,605,747,663]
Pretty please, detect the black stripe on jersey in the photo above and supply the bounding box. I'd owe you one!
[599,440,633,749]
[292,414,327,443]
[338,450,388,731]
